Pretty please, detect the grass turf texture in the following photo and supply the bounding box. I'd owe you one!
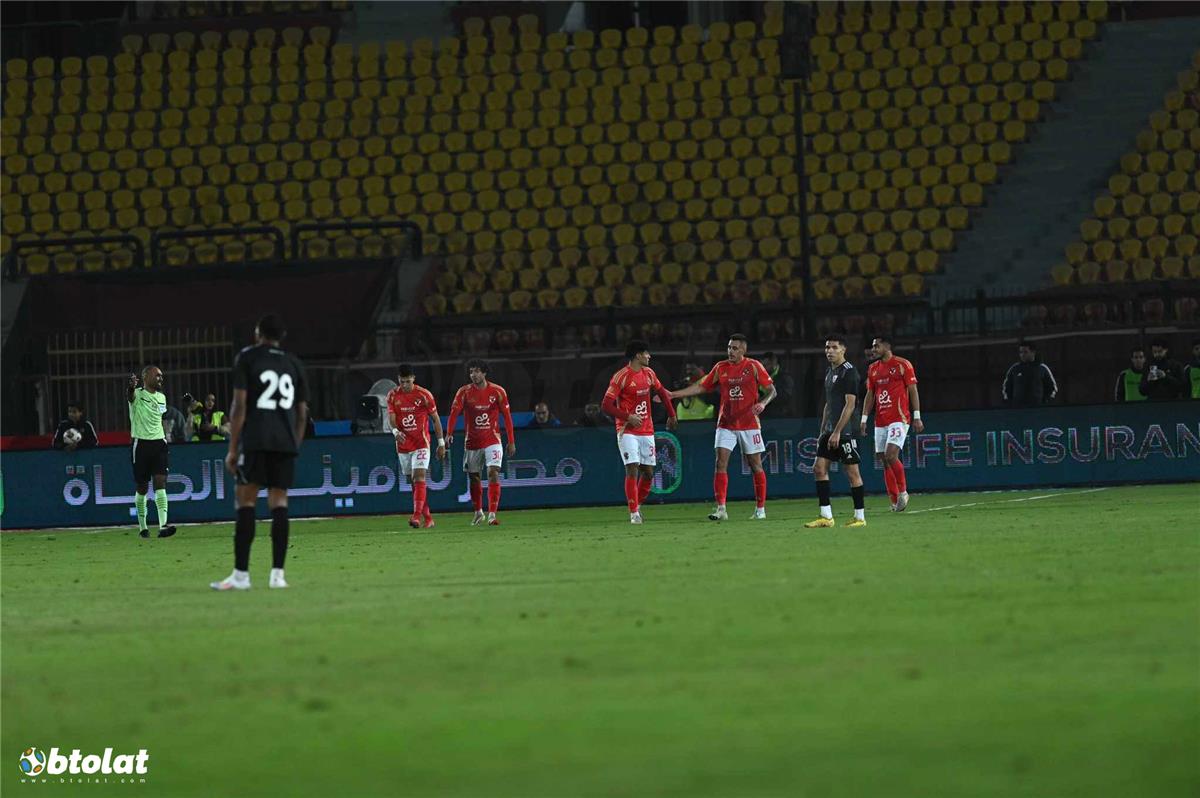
[2,485,1197,798]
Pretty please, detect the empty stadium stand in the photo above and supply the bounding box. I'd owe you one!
[0,1,1107,314]
[1055,50,1200,290]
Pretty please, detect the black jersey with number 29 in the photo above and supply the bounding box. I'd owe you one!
[232,344,308,454]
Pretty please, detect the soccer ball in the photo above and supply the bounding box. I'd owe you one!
[63,428,82,445]
[19,748,46,776]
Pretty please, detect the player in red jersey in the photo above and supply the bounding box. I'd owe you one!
[386,363,446,529]
[670,333,777,520]
[859,335,924,512]
[600,340,678,524]
[446,359,515,526]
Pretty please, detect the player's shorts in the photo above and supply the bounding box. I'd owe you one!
[396,447,431,476]
[714,427,766,455]
[463,444,504,474]
[817,432,861,465]
[236,451,296,489]
[874,422,910,453]
[131,438,169,483]
[617,433,656,466]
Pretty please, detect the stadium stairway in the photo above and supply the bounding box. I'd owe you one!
[933,17,1200,301]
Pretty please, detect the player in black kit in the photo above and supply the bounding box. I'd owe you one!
[211,314,309,591]
[804,335,867,529]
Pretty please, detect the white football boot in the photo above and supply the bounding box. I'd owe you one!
[708,505,728,521]
[471,510,486,526]
[269,568,288,589]
[751,507,767,520]
[630,511,643,524]
[210,571,250,591]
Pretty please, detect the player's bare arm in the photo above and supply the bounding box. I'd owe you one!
[294,401,309,446]
[908,383,924,432]
[431,412,447,461]
[656,381,679,431]
[829,394,857,449]
[669,380,708,400]
[860,389,874,436]
[752,384,777,416]
[224,388,248,474]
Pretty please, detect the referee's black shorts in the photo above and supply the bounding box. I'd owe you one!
[817,432,861,465]
[131,438,169,483]
[235,451,296,489]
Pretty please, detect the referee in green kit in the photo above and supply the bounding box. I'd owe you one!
[127,366,177,539]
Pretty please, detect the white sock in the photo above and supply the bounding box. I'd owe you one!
[819,505,833,519]
[854,508,865,521]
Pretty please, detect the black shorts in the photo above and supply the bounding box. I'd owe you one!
[236,451,296,489]
[817,432,861,465]
[131,438,169,483]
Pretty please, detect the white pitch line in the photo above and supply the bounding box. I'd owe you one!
[905,487,1108,515]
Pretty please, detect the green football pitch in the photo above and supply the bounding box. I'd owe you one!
[2,484,1197,798]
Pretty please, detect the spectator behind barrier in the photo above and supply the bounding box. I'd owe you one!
[51,402,98,451]
[675,364,714,421]
[1140,339,1187,401]
[528,402,561,429]
[1114,347,1147,403]
[1002,340,1058,407]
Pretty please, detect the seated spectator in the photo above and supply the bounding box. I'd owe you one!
[675,364,714,421]
[1140,339,1186,401]
[188,392,229,442]
[1114,347,1147,403]
[574,402,610,427]
[52,402,98,450]
[1002,341,1058,407]
[163,400,190,444]
[528,402,561,429]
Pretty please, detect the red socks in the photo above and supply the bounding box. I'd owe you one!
[882,460,908,503]
[469,481,482,512]
[890,459,908,493]
[638,476,653,506]
[412,480,427,517]
[487,481,501,513]
[752,470,767,509]
[714,472,729,506]
[882,466,897,503]
[624,476,639,512]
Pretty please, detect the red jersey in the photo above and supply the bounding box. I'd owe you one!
[604,365,667,436]
[386,385,438,453]
[866,356,918,426]
[447,382,514,449]
[700,358,773,431]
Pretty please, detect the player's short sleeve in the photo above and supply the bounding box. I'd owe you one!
[604,370,624,399]
[422,388,438,413]
[902,359,918,386]
[699,364,721,391]
[496,386,510,408]
[865,366,875,391]
[840,366,859,397]
[385,389,397,414]
[754,359,774,386]
[232,350,250,390]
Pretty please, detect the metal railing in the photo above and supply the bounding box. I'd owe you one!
[150,227,286,268]
[45,327,236,435]
[5,235,146,279]
[292,220,422,261]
